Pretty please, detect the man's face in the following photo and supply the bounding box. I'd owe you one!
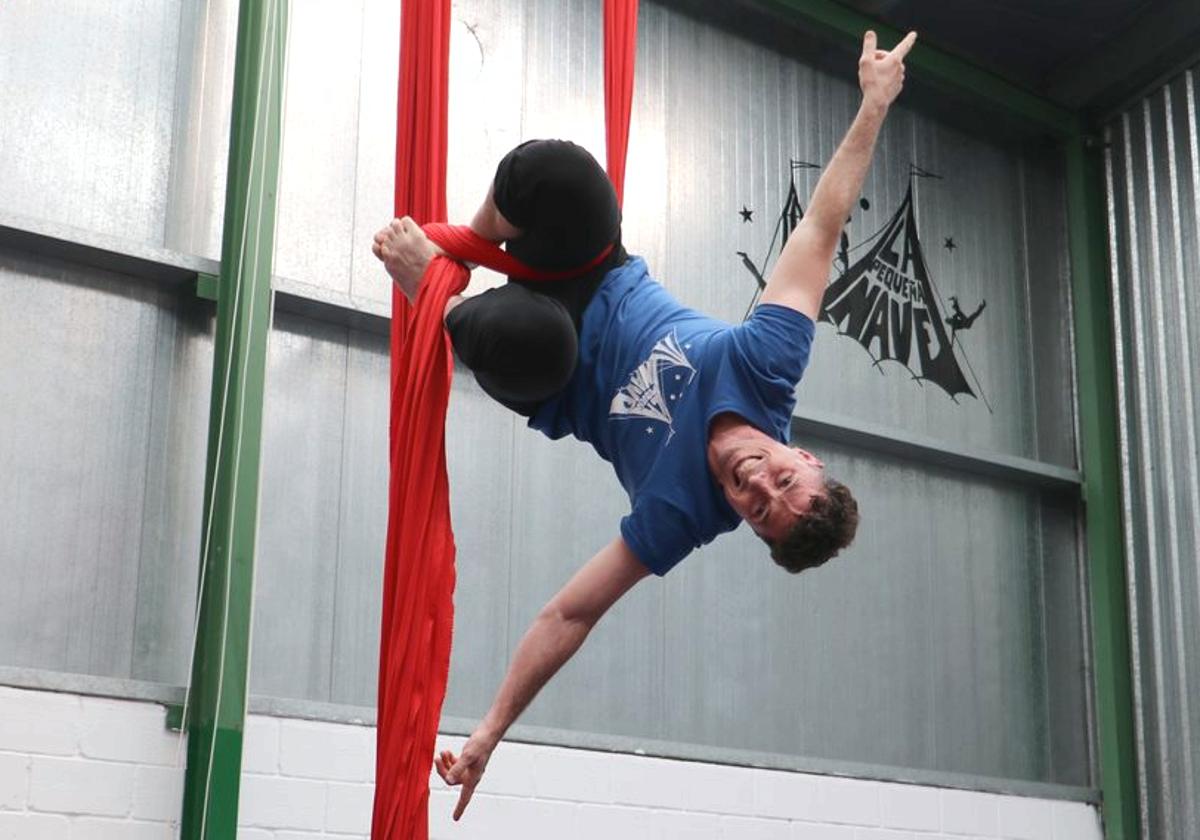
[713,439,826,542]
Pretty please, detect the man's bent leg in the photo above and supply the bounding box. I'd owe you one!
[445,283,578,416]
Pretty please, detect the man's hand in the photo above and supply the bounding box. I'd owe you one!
[429,539,647,821]
[858,30,916,112]
[371,216,445,303]
[434,728,497,821]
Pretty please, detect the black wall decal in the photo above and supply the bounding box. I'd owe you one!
[737,164,989,410]
[946,296,986,337]
[819,182,986,405]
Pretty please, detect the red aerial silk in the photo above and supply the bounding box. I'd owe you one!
[604,0,638,206]
[373,2,639,838]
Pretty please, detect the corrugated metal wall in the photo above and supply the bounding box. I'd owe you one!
[1104,67,1200,840]
[0,250,209,686]
[0,0,1093,791]
[245,0,1089,786]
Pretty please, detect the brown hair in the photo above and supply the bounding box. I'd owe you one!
[766,478,859,574]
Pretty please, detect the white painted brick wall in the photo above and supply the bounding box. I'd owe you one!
[0,687,1104,840]
[0,686,186,838]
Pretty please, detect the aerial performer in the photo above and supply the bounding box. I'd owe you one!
[373,28,917,822]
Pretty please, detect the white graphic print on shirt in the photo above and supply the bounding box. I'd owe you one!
[609,330,697,437]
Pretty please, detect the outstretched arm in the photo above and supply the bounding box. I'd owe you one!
[435,537,650,820]
[760,30,917,320]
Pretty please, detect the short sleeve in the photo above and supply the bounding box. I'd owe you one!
[731,303,816,402]
[620,498,699,576]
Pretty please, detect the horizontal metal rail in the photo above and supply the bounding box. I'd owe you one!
[0,206,1090,794]
[793,409,1082,491]
[1,214,1082,493]
[0,213,391,336]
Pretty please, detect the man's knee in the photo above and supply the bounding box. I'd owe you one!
[446,285,578,405]
[493,139,620,273]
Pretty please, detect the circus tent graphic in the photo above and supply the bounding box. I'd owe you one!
[738,166,989,407]
[818,182,976,401]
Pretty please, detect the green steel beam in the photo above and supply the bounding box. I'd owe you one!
[196,272,221,302]
[1065,136,1139,840]
[751,0,1077,136]
[180,0,288,837]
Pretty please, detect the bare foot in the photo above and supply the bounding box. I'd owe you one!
[372,216,445,303]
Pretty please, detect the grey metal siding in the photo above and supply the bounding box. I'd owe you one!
[241,0,1090,785]
[1104,67,1200,840]
[0,250,209,686]
[0,0,186,245]
[0,0,1092,790]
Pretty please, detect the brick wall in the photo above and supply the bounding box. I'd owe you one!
[0,686,1104,840]
[0,686,184,838]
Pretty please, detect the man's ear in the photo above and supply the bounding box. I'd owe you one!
[792,447,825,469]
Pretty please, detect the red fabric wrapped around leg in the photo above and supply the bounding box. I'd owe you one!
[374,2,639,838]
[372,1,462,839]
[422,222,613,281]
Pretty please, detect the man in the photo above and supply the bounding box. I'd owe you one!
[372,29,916,820]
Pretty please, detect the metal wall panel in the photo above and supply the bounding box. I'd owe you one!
[0,0,185,245]
[266,0,1076,465]
[163,0,239,259]
[252,319,521,711]
[0,0,1086,789]
[251,310,1088,784]
[1104,68,1200,840]
[0,249,210,686]
[654,443,1087,782]
[246,0,1088,786]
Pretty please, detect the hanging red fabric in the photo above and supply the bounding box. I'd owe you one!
[604,0,638,206]
[373,2,462,838]
[374,2,638,838]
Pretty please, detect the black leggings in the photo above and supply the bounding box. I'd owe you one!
[446,284,579,415]
[447,140,624,415]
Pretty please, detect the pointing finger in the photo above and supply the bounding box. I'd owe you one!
[861,30,876,59]
[453,779,477,821]
[891,30,917,59]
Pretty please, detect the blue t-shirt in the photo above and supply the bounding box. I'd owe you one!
[529,257,816,575]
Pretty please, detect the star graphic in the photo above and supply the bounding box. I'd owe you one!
[674,374,681,380]
[944,237,956,251]
[646,426,654,434]
[739,206,754,223]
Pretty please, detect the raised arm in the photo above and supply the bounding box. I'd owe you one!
[760,30,917,320]
[434,537,650,820]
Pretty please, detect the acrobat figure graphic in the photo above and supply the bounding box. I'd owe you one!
[372,30,917,822]
[945,295,986,338]
[737,250,767,293]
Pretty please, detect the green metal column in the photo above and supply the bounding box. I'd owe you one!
[1065,133,1139,840]
[181,0,288,837]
